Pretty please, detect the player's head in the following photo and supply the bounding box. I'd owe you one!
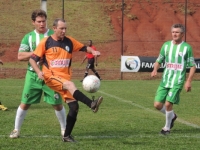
[31,9,47,34]
[171,24,185,44]
[53,18,67,40]
[88,40,93,46]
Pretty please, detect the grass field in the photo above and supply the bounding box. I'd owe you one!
[1,79,200,150]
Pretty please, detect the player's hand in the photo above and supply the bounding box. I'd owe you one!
[92,51,100,57]
[151,70,157,77]
[37,71,44,80]
[185,80,191,92]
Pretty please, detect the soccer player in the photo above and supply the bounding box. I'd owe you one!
[0,59,8,111]
[10,10,66,138]
[151,24,196,135]
[29,18,103,142]
[80,40,101,82]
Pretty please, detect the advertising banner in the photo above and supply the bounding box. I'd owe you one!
[121,56,200,72]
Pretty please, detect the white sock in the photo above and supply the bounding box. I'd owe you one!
[164,110,174,130]
[55,106,66,131]
[14,106,28,131]
[160,105,166,114]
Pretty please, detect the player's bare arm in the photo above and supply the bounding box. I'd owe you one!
[86,47,100,56]
[18,52,33,61]
[184,66,196,92]
[151,62,160,77]
[29,57,44,80]
[81,56,87,64]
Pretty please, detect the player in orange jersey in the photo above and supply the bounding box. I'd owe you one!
[29,18,103,142]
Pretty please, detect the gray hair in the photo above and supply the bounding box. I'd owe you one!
[171,24,185,33]
[53,18,66,27]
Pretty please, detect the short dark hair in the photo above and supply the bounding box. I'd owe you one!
[53,18,66,27]
[31,9,47,21]
[171,24,185,33]
[89,40,93,44]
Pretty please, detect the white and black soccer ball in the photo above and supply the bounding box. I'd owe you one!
[82,75,100,93]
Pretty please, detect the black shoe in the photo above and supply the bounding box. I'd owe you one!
[80,80,83,82]
[160,129,170,135]
[170,114,177,129]
[62,135,76,142]
[91,96,103,113]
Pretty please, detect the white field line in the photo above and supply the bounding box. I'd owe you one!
[98,90,200,129]
[1,89,200,139]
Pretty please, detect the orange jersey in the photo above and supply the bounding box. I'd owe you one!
[32,35,86,80]
[86,45,96,58]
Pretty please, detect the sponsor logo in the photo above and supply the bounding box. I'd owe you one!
[65,46,70,52]
[50,59,70,68]
[54,93,59,100]
[166,63,183,71]
[168,92,172,97]
[24,93,30,99]
[125,58,138,70]
[178,52,183,57]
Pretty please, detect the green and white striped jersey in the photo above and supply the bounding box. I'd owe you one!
[156,40,196,89]
[18,29,54,71]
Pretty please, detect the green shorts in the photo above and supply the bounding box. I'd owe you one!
[21,71,63,105]
[154,85,182,104]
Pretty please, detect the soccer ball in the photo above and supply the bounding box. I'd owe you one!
[82,75,100,93]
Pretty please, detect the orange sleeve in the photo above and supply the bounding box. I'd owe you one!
[67,36,84,52]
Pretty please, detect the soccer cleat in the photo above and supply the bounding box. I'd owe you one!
[91,96,103,113]
[160,129,170,135]
[170,113,177,129]
[80,79,83,82]
[0,102,8,111]
[61,130,65,137]
[10,130,20,138]
[62,135,76,142]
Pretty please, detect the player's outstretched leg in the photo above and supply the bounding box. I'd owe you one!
[73,90,103,113]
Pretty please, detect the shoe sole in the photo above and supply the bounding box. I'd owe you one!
[93,96,103,113]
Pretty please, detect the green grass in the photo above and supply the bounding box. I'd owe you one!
[1,79,200,149]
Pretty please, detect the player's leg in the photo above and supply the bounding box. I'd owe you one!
[62,80,103,112]
[80,58,93,82]
[154,86,171,135]
[90,58,101,79]
[63,101,78,142]
[162,88,180,133]
[10,71,43,138]
[47,76,103,113]
[91,68,101,80]
[42,84,66,137]
[80,64,90,82]
[154,86,168,113]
